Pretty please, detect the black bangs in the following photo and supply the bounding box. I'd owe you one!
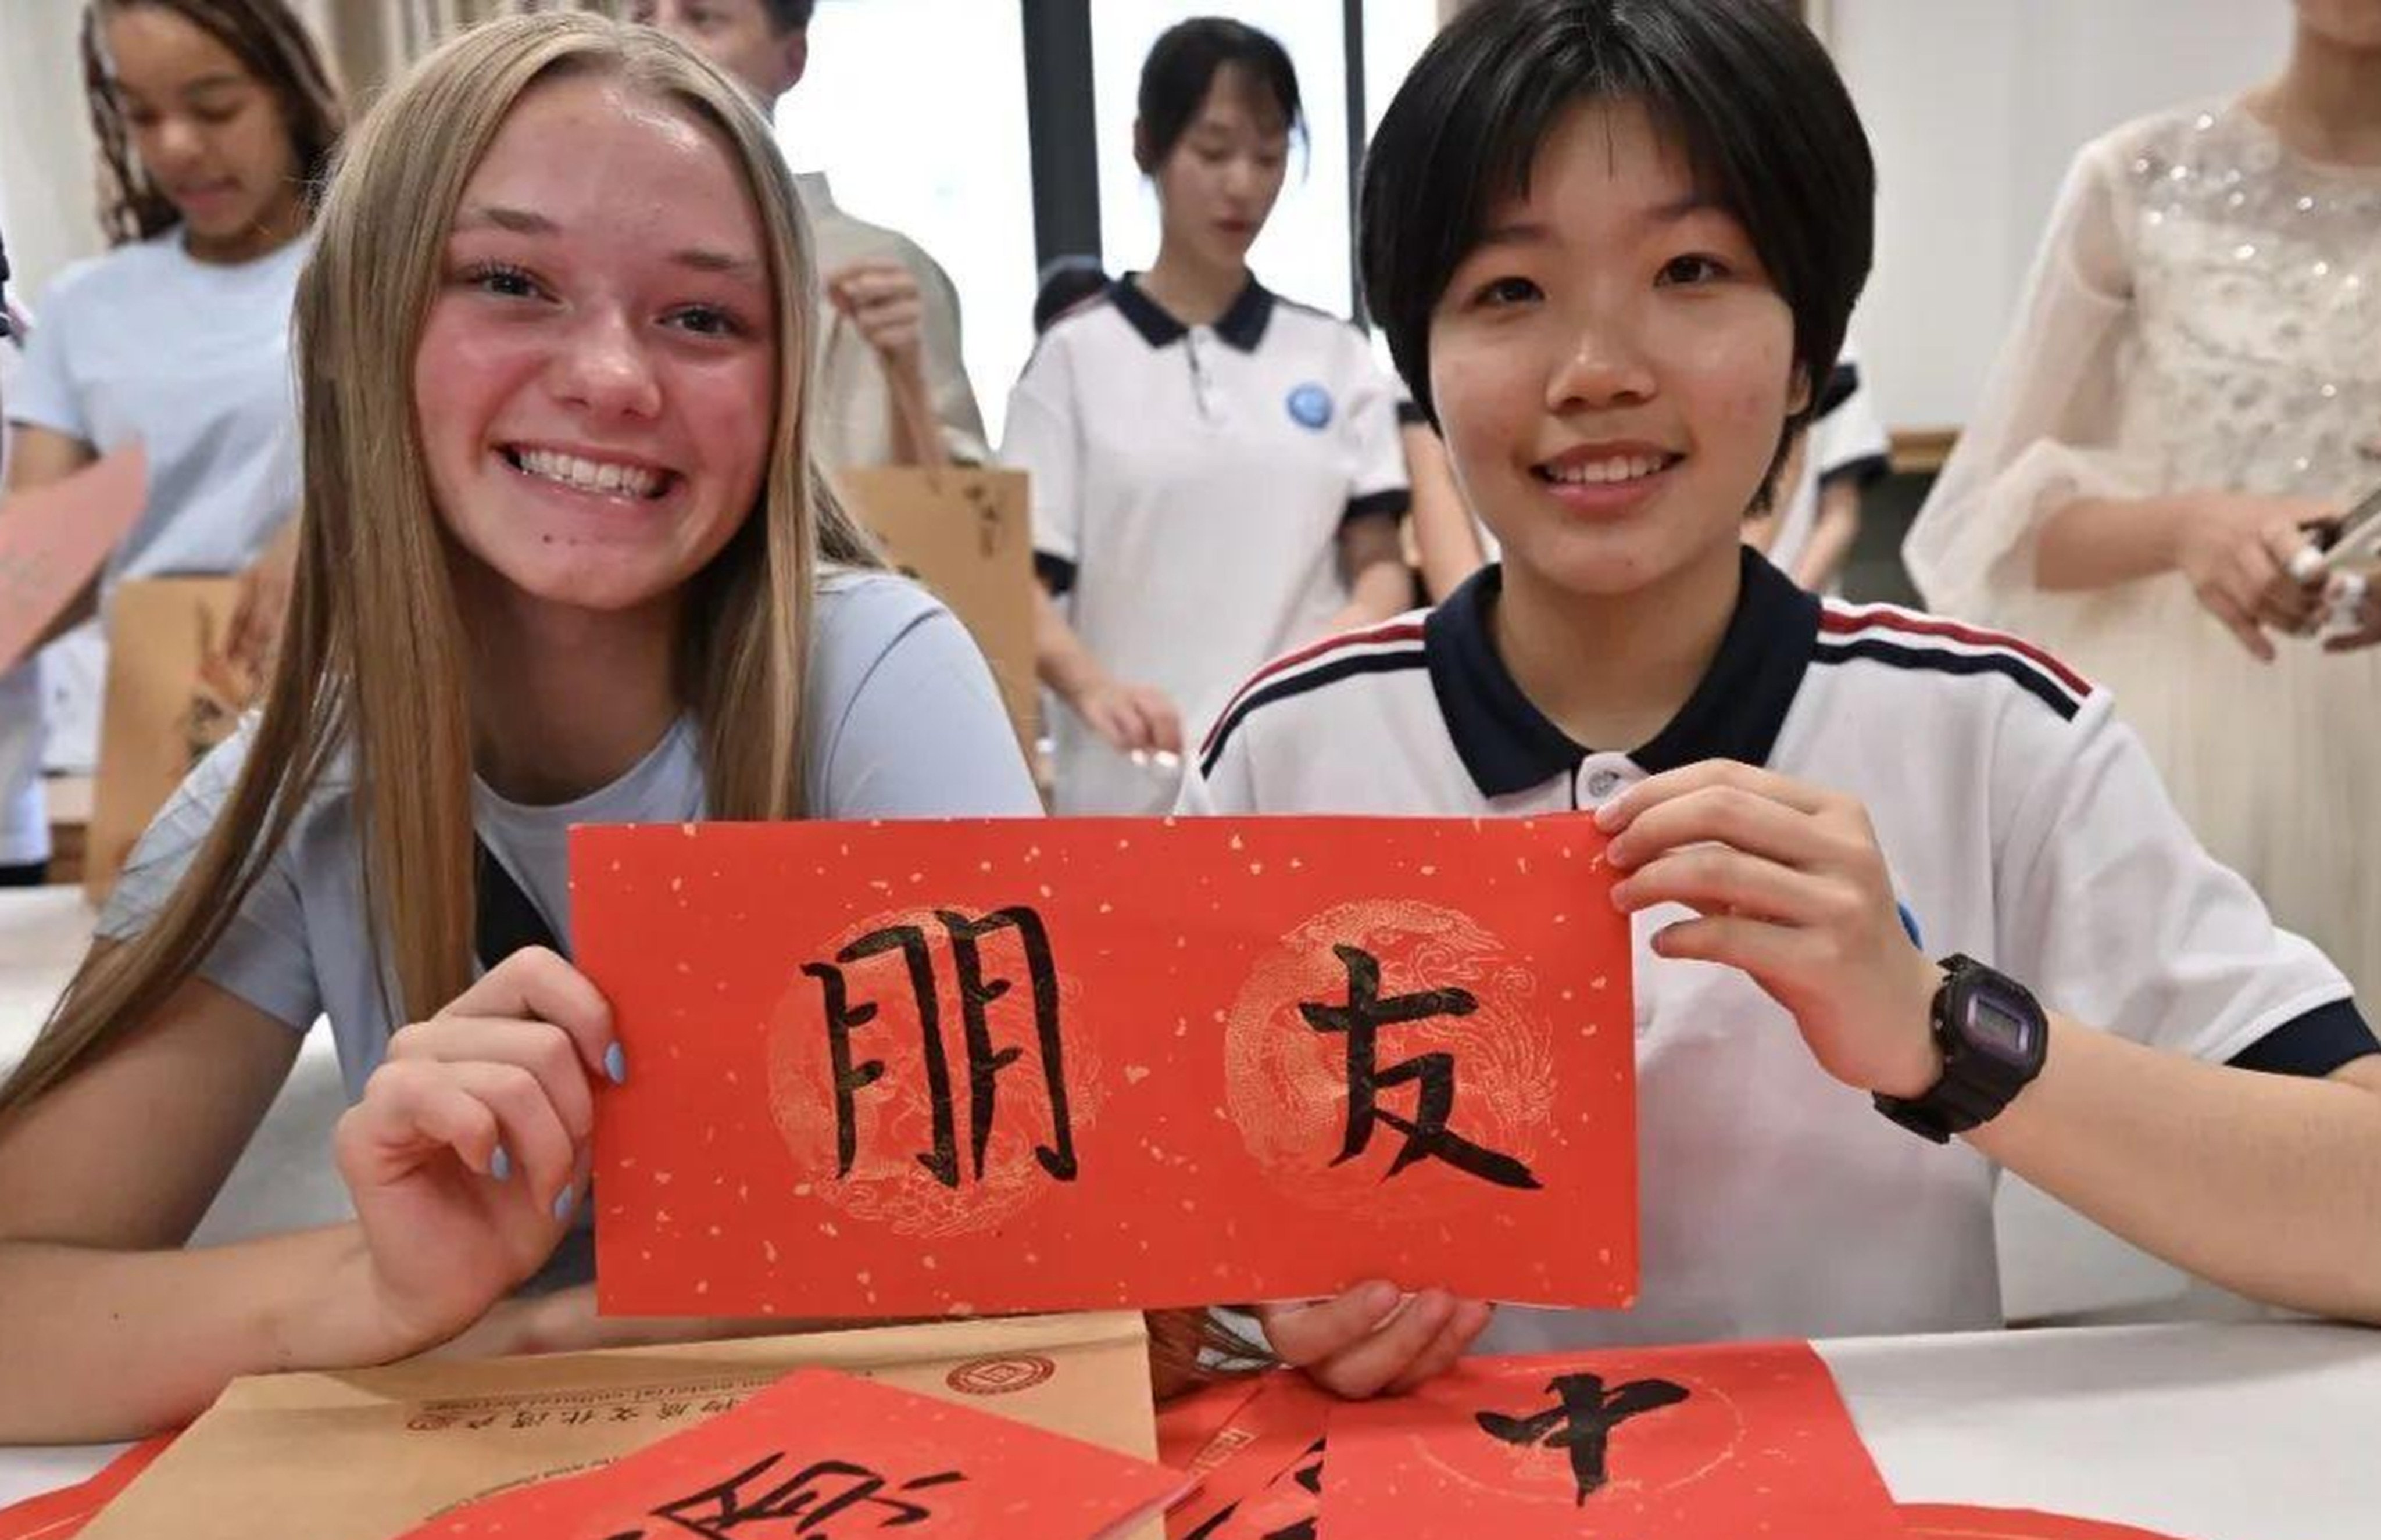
[1137,16,1306,170]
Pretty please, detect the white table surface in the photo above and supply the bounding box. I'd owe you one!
[5,1320,2377,1532]
[0,886,353,1241]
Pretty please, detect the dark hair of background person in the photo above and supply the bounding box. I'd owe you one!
[1032,253,1110,334]
[80,0,346,246]
[1134,15,1307,172]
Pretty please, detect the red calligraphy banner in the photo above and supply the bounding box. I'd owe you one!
[396,1367,1186,1539]
[1898,1506,2190,1540]
[1162,1370,1335,1540]
[1154,1376,1264,1477]
[574,816,1636,1319]
[1318,1341,1904,1539]
[0,1434,176,1540]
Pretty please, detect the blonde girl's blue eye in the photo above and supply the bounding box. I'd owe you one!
[460,261,540,299]
[668,305,746,338]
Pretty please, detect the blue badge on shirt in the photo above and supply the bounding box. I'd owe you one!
[1286,383,1334,431]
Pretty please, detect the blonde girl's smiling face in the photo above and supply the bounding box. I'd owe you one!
[412,71,777,619]
[1427,99,1806,599]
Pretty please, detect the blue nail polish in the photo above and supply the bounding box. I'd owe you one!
[489,1146,512,1183]
[553,1186,577,1222]
[604,1043,628,1085]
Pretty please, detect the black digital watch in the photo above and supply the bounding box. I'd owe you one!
[1874,954,2048,1144]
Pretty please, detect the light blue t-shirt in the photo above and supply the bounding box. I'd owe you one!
[8,225,306,583]
[98,572,1042,1101]
[6,226,308,774]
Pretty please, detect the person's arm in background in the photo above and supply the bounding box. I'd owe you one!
[1740,431,1803,565]
[1324,513,1415,635]
[827,258,949,469]
[826,238,990,469]
[2035,491,2330,659]
[3,249,108,648]
[219,515,301,683]
[1000,320,1180,755]
[1794,477,1864,592]
[1321,357,1420,633]
[1793,356,1889,593]
[1034,582,1181,757]
[1402,407,1486,602]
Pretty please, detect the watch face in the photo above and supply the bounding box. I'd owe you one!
[1962,990,2038,1065]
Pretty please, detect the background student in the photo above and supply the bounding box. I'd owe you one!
[1003,17,1411,815]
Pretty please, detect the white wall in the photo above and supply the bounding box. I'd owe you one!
[1833,0,2293,431]
[0,1,105,307]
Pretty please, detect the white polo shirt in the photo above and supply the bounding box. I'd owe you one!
[1182,549,2373,1348]
[1002,275,1409,816]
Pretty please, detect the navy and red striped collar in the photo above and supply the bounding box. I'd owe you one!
[1812,603,2090,721]
[1424,549,1822,798]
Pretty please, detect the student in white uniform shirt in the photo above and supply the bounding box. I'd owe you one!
[634,0,989,468]
[0,17,1039,1442]
[5,0,344,778]
[1746,346,1890,594]
[1003,18,1412,815]
[1182,0,2381,1396]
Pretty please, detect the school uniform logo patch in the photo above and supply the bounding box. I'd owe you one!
[1286,383,1334,430]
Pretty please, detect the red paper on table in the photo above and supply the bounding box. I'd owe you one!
[0,443,145,672]
[574,816,1636,1318]
[399,1366,1188,1539]
[1319,1340,1904,1538]
[0,1434,176,1540]
[1155,1376,1264,1475]
[1163,1371,1334,1539]
[1899,1505,2190,1540]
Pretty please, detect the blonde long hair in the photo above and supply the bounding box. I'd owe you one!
[1,12,878,1116]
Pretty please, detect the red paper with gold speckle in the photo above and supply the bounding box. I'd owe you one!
[573,816,1635,1319]
[398,1367,1187,1540]
[1897,1506,2191,1539]
[1318,1341,1904,1538]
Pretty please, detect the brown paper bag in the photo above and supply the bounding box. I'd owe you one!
[835,467,1038,750]
[82,578,256,902]
[82,1311,1161,1540]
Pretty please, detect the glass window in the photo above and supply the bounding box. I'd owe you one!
[1089,3,1352,321]
[774,0,1036,442]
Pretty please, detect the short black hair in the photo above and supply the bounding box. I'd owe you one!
[1135,17,1305,171]
[762,0,815,31]
[1032,254,1109,335]
[1360,0,1874,437]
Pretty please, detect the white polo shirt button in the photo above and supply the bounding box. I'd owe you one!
[1575,755,1639,806]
